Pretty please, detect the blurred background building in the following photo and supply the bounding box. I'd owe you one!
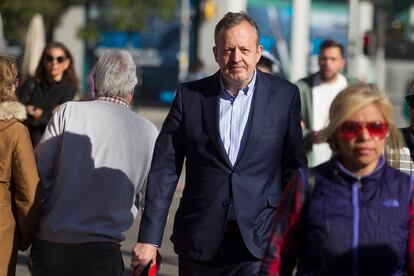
[1,0,414,124]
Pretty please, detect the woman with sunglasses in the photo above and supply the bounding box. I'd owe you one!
[259,83,414,276]
[0,54,42,276]
[17,41,78,146]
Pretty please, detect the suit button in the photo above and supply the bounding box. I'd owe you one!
[222,200,229,207]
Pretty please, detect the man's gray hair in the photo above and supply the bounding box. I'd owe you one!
[94,50,138,98]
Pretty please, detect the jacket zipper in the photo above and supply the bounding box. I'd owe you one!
[352,178,361,276]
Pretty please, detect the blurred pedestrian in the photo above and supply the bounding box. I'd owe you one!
[0,54,42,276]
[131,11,306,276]
[31,50,158,276]
[260,84,413,276]
[257,50,282,76]
[17,41,78,147]
[386,80,414,174]
[297,39,359,167]
[185,58,207,81]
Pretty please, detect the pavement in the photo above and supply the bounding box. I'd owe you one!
[15,106,182,276]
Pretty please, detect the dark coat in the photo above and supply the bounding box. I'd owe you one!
[138,70,307,261]
[17,78,77,146]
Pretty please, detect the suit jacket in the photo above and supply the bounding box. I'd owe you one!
[138,70,307,261]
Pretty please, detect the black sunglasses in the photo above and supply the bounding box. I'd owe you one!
[46,55,66,64]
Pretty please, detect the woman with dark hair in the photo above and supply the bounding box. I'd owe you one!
[0,54,42,276]
[17,41,78,146]
[260,83,414,276]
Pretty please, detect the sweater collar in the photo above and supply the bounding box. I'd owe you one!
[97,96,130,109]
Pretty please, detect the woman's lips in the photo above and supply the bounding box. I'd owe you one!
[355,147,373,155]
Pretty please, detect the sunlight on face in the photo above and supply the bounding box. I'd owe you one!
[46,47,70,81]
[336,103,387,176]
[213,21,262,93]
[318,47,345,83]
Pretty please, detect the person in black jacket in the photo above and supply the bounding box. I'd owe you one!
[403,80,414,152]
[391,80,414,174]
[17,41,78,146]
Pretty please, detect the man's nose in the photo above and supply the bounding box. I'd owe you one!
[230,49,241,62]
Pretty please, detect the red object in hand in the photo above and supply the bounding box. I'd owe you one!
[133,252,161,276]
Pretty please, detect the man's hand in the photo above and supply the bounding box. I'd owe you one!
[311,130,324,144]
[300,119,306,130]
[131,243,157,275]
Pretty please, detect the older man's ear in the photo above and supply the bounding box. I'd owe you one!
[127,91,134,105]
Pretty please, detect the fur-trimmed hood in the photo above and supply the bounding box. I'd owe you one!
[0,101,27,122]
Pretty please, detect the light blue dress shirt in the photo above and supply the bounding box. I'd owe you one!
[219,71,257,166]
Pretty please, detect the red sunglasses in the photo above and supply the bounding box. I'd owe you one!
[338,121,389,140]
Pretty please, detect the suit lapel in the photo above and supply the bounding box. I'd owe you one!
[236,72,272,163]
[200,72,233,168]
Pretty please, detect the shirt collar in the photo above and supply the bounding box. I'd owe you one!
[97,96,130,109]
[219,70,257,100]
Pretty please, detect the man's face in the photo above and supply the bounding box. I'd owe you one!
[318,47,345,82]
[213,21,263,91]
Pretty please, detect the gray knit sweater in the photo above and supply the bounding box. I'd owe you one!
[35,100,158,244]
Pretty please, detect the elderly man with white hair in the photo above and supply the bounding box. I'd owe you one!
[30,50,158,276]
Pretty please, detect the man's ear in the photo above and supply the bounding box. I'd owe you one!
[340,57,346,71]
[213,46,218,62]
[127,91,134,105]
[256,45,263,63]
[257,45,263,54]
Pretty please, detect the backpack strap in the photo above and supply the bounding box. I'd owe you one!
[409,174,414,202]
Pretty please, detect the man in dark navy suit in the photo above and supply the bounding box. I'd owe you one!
[131,12,307,275]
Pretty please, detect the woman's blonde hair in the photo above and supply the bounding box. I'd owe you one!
[0,54,18,102]
[320,83,402,155]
